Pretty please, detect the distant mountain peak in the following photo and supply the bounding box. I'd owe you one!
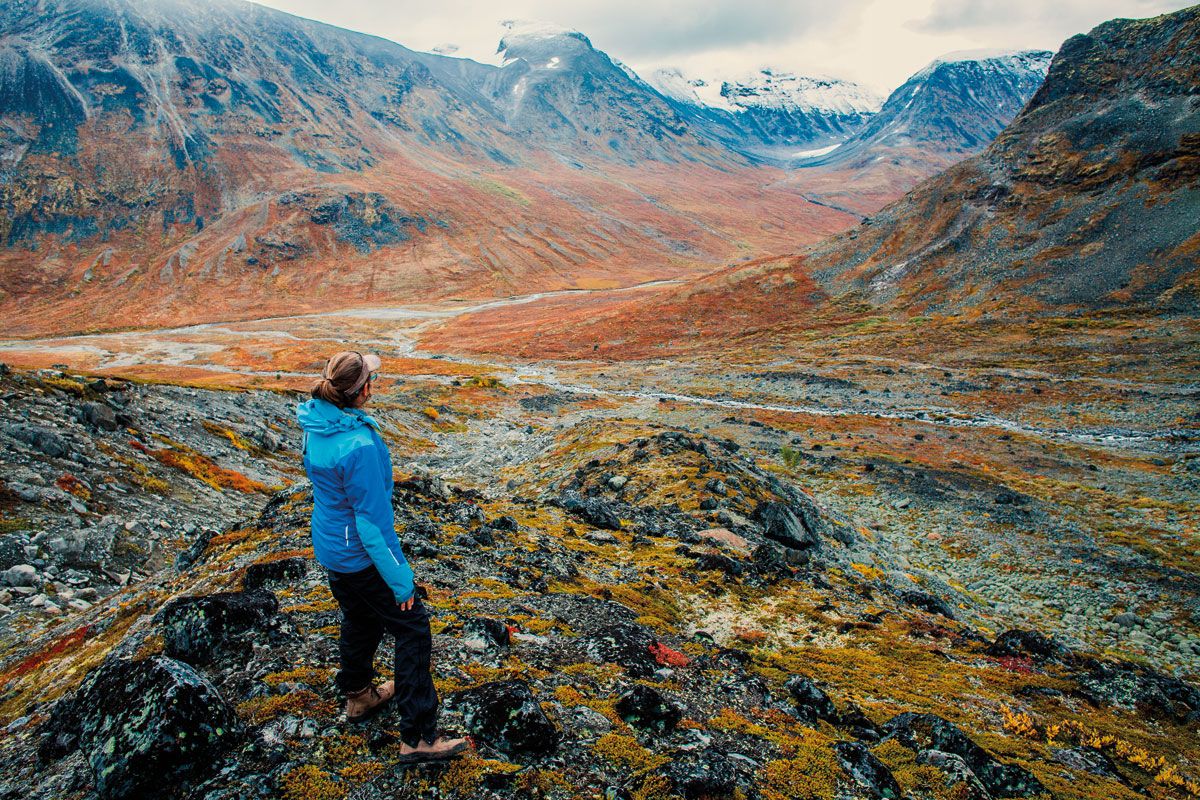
[913,48,1054,80]
[497,19,595,65]
[650,66,882,117]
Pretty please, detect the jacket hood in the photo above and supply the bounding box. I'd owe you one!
[296,398,379,436]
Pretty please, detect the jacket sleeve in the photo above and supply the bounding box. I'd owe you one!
[341,444,414,603]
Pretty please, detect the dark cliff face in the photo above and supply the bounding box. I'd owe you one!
[805,6,1200,315]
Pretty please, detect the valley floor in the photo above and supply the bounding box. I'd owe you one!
[0,286,1196,799]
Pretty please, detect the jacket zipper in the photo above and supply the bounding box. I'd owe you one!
[344,525,349,546]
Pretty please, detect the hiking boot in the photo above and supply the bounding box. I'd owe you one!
[345,680,394,723]
[396,735,471,762]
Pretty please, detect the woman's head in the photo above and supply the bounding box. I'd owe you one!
[312,351,381,409]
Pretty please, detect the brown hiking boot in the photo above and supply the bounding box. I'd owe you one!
[396,735,471,762]
[345,680,394,723]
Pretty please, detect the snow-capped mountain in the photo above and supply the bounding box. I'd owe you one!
[798,49,1053,169]
[650,67,882,155]
[475,20,697,160]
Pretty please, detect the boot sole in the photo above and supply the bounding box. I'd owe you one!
[394,741,469,763]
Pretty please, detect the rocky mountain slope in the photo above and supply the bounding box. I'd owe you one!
[803,12,1198,313]
[797,50,1052,172]
[778,49,1051,216]
[0,362,1198,799]
[650,67,882,157]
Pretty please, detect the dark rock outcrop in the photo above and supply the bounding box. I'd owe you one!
[561,492,623,530]
[835,741,902,799]
[880,712,1045,798]
[242,557,307,591]
[657,745,753,799]
[899,589,957,620]
[158,590,288,665]
[583,622,661,678]
[450,680,560,756]
[461,616,512,650]
[39,655,239,799]
[614,684,683,733]
[986,629,1062,660]
[753,501,818,550]
[786,676,839,725]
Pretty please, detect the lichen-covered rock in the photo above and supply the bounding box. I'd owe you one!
[462,616,511,651]
[916,749,991,800]
[158,590,287,665]
[985,629,1062,660]
[450,680,560,756]
[1072,656,1200,722]
[39,655,239,799]
[583,621,661,678]
[835,741,902,799]
[242,557,307,591]
[1051,746,1131,784]
[657,746,753,799]
[899,589,957,620]
[560,492,623,530]
[880,712,1045,798]
[753,501,818,550]
[786,676,838,725]
[614,683,683,733]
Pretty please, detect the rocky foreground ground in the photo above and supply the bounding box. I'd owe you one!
[0,364,1197,800]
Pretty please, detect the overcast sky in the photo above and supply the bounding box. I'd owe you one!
[250,0,1195,94]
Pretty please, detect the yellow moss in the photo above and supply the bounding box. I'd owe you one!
[762,752,840,800]
[283,599,339,614]
[338,762,384,783]
[555,685,588,705]
[593,733,671,773]
[236,689,337,725]
[437,756,523,795]
[849,563,885,582]
[630,774,676,800]
[262,666,336,688]
[279,765,345,800]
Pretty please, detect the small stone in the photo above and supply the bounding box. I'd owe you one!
[607,475,628,491]
[894,498,911,510]
[1112,613,1143,629]
[3,564,39,587]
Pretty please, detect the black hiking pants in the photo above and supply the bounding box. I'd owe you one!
[327,563,438,746]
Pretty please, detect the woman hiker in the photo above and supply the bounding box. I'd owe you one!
[297,350,468,761]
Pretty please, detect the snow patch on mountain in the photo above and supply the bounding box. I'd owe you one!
[650,67,882,116]
[497,19,593,65]
[912,49,1054,81]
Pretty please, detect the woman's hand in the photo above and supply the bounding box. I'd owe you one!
[398,595,415,611]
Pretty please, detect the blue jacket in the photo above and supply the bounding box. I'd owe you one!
[296,398,414,603]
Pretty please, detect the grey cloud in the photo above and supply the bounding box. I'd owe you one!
[523,0,871,59]
[911,0,1192,34]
